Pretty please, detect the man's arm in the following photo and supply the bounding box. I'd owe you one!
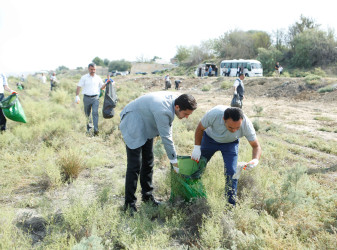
[75,86,81,96]
[194,121,206,145]
[248,138,262,160]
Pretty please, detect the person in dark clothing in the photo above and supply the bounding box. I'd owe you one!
[233,73,245,109]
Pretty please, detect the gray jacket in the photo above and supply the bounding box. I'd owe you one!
[120,91,178,160]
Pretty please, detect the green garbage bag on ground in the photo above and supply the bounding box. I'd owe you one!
[0,93,27,123]
[170,155,207,202]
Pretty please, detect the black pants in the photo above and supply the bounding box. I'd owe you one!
[0,93,6,131]
[125,139,154,205]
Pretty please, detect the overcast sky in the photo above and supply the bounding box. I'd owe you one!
[1,0,336,75]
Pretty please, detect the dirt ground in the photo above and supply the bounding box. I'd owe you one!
[116,74,337,142]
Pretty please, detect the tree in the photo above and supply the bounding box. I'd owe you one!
[92,57,104,66]
[257,48,282,75]
[103,59,110,67]
[288,15,320,45]
[108,59,131,72]
[175,46,191,64]
[56,65,69,74]
[213,30,270,59]
[290,29,337,67]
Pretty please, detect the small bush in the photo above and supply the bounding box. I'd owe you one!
[253,105,263,116]
[202,85,211,91]
[318,85,335,93]
[58,149,84,183]
[220,81,232,90]
[313,67,326,77]
[252,119,260,131]
[304,74,321,85]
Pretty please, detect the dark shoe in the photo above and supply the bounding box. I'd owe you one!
[123,203,137,216]
[93,131,99,136]
[142,196,161,206]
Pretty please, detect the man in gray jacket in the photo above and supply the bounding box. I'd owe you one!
[120,92,197,213]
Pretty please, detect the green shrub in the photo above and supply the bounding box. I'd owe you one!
[318,85,335,93]
[304,74,321,85]
[202,85,211,91]
[58,148,84,182]
[220,81,232,89]
[313,67,326,77]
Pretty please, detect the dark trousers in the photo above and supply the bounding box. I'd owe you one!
[201,132,239,205]
[0,93,6,131]
[83,95,99,132]
[125,139,154,205]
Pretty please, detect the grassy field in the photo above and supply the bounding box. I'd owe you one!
[0,73,336,249]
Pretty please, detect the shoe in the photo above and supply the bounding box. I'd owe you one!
[93,131,99,136]
[142,196,161,207]
[123,203,137,216]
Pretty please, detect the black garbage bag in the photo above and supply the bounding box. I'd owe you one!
[230,94,242,108]
[102,81,117,119]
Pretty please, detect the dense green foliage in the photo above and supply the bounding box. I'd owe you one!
[174,15,337,75]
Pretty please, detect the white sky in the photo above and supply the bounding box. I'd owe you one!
[1,0,336,74]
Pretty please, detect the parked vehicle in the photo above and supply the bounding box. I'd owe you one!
[219,59,263,77]
[195,63,217,77]
[135,72,147,75]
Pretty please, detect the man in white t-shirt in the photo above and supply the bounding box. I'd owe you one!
[75,63,107,136]
[0,73,17,132]
[191,106,262,205]
[233,73,245,108]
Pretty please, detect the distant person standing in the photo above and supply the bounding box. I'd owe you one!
[0,73,17,132]
[233,73,245,109]
[214,65,218,77]
[50,72,57,91]
[236,66,241,77]
[279,65,283,75]
[41,73,46,84]
[208,65,212,76]
[75,63,107,136]
[275,62,280,77]
[164,74,171,90]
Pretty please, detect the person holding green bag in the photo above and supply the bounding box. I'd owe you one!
[0,73,17,131]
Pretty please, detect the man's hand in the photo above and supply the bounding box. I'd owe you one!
[246,159,259,170]
[191,145,201,161]
[173,167,179,173]
[75,95,80,104]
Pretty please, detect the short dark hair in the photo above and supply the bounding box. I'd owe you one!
[175,94,197,111]
[88,63,96,68]
[224,107,244,121]
[239,73,244,77]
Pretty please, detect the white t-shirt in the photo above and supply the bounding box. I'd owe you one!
[0,73,8,94]
[201,105,256,143]
[77,73,104,96]
[41,75,46,84]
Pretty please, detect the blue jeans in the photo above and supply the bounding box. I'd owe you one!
[201,132,239,205]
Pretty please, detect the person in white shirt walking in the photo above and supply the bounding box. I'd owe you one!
[75,63,107,136]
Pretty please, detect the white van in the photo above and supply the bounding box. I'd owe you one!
[220,59,263,77]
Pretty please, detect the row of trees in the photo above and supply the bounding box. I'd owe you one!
[175,15,337,75]
[92,57,132,72]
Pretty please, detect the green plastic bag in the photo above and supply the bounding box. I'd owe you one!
[170,155,207,202]
[99,89,104,98]
[0,94,27,123]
